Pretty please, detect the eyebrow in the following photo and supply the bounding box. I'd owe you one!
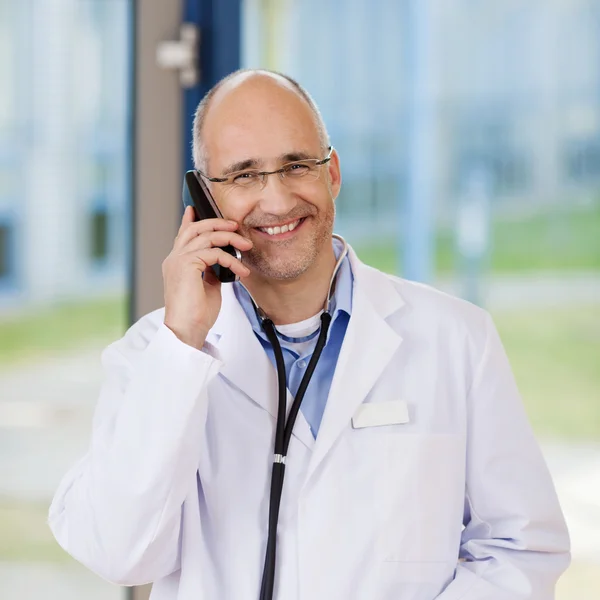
[221,158,261,176]
[220,150,316,177]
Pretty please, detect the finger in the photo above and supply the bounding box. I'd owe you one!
[177,206,195,235]
[188,247,251,278]
[180,230,253,254]
[175,218,238,250]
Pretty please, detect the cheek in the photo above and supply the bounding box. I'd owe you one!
[315,194,336,221]
[301,184,334,214]
[216,194,256,223]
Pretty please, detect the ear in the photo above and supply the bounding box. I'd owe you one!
[327,148,342,200]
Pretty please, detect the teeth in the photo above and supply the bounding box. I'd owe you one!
[260,219,301,235]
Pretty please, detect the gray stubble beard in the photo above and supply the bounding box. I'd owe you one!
[242,201,336,281]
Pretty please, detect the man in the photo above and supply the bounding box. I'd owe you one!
[49,70,570,600]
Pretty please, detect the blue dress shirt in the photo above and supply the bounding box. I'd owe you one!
[233,238,353,437]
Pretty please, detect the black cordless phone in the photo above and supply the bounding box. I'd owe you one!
[183,171,241,283]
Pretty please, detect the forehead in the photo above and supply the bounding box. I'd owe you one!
[202,75,323,169]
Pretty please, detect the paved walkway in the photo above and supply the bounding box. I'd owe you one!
[438,270,600,310]
[0,562,120,600]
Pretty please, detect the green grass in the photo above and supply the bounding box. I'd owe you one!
[355,205,600,276]
[0,295,128,368]
[0,499,69,562]
[493,304,600,441]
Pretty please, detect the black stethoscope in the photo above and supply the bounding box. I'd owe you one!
[242,234,349,600]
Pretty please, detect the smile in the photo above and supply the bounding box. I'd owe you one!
[256,218,304,236]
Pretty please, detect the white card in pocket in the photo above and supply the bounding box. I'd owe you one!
[352,401,410,429]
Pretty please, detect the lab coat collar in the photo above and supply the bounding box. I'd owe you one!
[209,242,405,459]
[303,246,404,485]
[211,277,316,450]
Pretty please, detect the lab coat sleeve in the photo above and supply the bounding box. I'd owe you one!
[435,312,570,600]
[48,321,222,586]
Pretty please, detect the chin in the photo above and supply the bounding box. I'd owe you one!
[246,248,315,281]
[251,258,312,281]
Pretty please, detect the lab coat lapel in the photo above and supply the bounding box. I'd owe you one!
[305,253,404,483]
[211,284,315,450]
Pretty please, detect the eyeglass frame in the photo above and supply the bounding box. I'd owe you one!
[197,146,334,187]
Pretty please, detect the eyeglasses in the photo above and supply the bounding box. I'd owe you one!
[198,146,333,192]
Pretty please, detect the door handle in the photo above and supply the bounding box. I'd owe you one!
[156,23,200,88]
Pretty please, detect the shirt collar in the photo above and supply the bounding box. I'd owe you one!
[233,236,353,338]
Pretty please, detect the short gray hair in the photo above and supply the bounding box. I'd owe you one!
[192,69,330,172]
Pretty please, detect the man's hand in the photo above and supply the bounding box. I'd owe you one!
[163,206,253,349]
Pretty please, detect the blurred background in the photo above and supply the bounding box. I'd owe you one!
[0,0,598,599]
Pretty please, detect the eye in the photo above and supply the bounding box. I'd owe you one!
[232,171,260,185]
[283,162,311,176]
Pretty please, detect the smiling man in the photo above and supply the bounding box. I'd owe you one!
[49,70,570,600]
[194,71,340,321]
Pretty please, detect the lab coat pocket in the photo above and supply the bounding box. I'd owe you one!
[380,432,464,564]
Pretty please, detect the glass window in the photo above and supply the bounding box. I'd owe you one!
[0,1,132,598]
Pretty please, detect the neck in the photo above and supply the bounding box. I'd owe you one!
[243,244,337,326]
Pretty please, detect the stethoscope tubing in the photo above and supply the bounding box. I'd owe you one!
[258,312,332,600]
[244,235,348,600]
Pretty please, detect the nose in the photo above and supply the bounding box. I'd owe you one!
[256,173,297,215]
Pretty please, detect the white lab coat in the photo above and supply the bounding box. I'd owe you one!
[49,247,570,600]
